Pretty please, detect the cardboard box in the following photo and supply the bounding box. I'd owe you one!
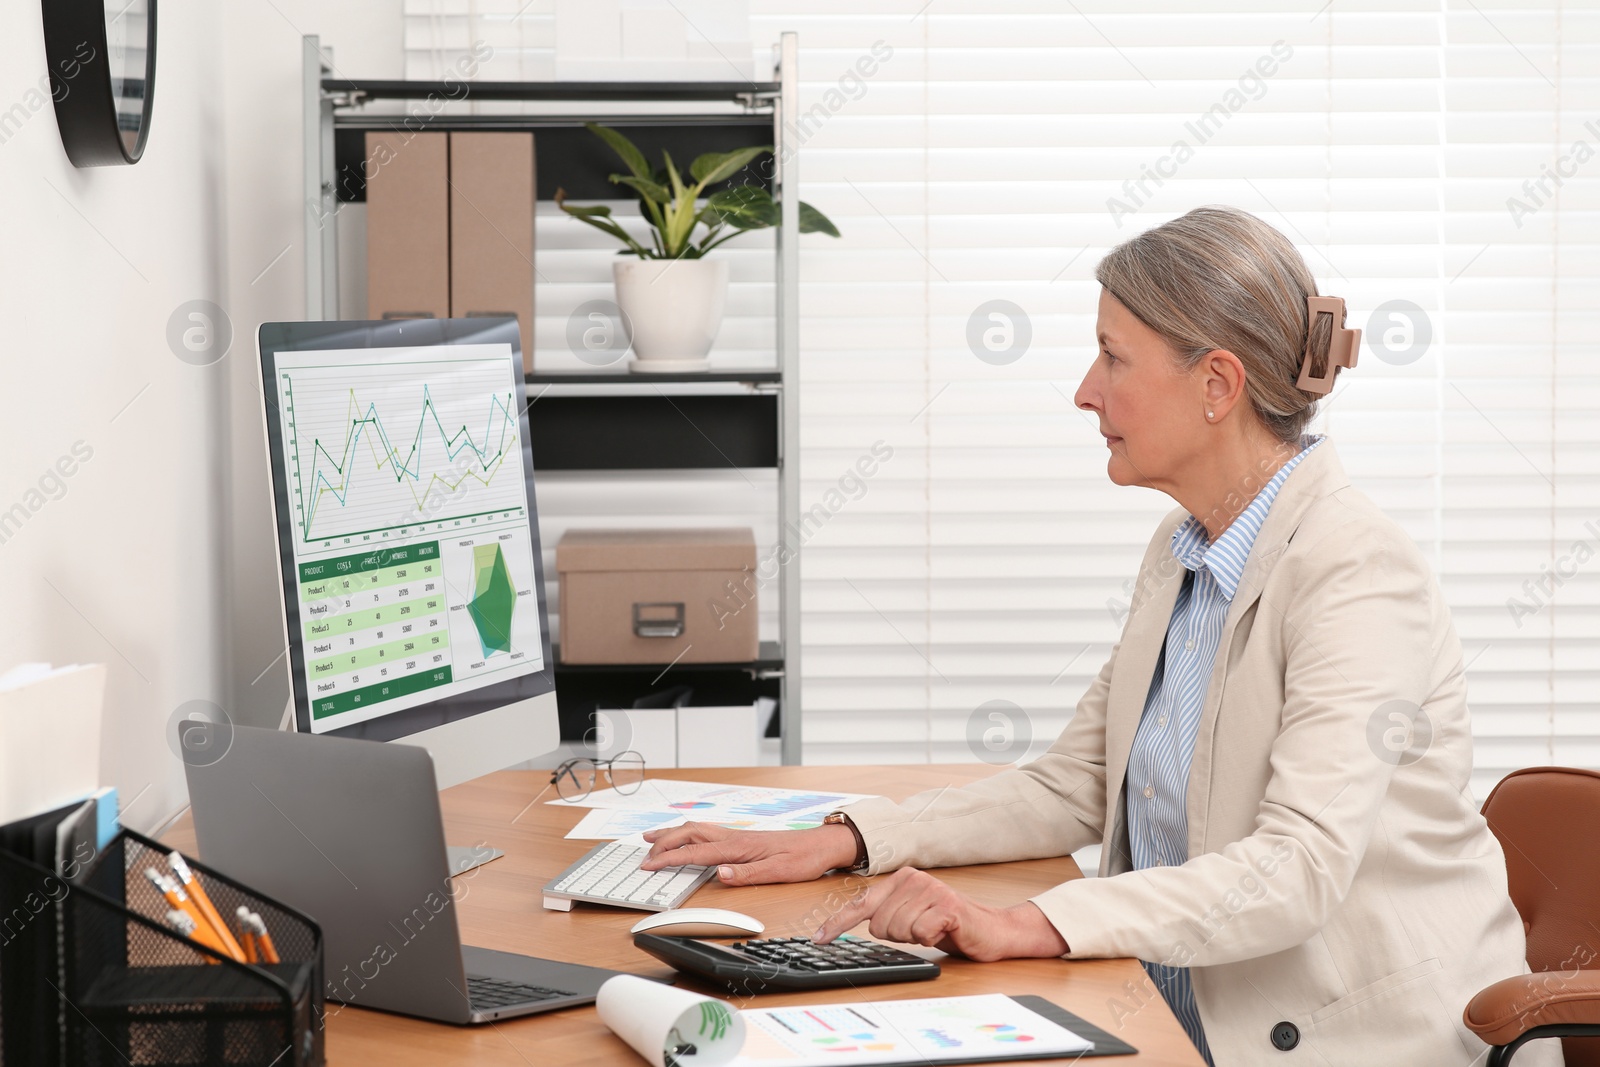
[556,528,757,665]
[449,131,536,375]
[364,131,537,373]
[365,131,450,321]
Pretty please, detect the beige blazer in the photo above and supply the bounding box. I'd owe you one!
[845,440,1560,1065]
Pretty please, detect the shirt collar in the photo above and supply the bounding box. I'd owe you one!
[1169,434,1326,600]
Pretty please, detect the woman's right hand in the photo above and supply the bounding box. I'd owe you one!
[638,821,859,886]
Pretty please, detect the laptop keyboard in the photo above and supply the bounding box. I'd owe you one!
[467,975,573,1009]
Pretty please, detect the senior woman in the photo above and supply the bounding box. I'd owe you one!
[640,206,1555,1066]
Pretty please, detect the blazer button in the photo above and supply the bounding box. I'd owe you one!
[1270,1021,1299,1051]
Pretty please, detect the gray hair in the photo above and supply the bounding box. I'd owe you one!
[1094,205,1344,443]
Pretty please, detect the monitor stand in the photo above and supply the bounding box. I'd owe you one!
[447,845,504,877]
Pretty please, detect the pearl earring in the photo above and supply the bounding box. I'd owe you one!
[1206,411,1215,420]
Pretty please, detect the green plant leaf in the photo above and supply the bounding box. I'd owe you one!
[695,231,747,256]
[689,145,773,188]
[584,122,651,181]
[572,127,829,259]
[555,198,620,225]
[798,200,841,237]
[633,169,672,234]
[706,185,779,230]
[555,188,652,257]
[661,150,687,201]
[657,151,700,257]
[611,175,672,205]
[667,204,698,256]
[573,214,652,257]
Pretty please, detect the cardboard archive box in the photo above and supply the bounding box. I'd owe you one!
[365,130,536,374]
[449,131,536,375]
[556,528,758,665]
[365,131,450,321]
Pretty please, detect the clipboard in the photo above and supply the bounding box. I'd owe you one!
[1010,996,1138,1058]
[730,993,1137,1065]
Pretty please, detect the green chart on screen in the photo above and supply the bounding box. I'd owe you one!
[468,542,516,658]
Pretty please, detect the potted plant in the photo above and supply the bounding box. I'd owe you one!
[557,123,840,371]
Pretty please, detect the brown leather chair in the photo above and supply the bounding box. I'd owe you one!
[1465,766,1600,1066]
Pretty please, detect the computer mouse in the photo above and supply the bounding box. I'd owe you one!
[630,908,765,938]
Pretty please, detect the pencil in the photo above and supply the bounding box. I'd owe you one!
[168,852,248,962]
[235,905,259,963]
[149,877,229,962]
[246,910,280,965]
[165,907,218,964]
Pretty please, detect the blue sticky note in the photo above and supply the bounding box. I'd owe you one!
[93,787,119,849]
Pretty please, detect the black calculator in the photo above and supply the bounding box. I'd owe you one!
[633,932,941,991]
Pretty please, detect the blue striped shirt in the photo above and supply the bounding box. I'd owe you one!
[1124,434,1324,1066]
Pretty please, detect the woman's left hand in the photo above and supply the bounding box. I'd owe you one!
[812,868,1070,962]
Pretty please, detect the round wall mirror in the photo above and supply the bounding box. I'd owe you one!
[41,0,158,167]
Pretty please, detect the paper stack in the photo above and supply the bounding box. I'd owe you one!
[0,663,107,825]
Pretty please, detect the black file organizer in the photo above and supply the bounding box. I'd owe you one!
[0,827,325,1067]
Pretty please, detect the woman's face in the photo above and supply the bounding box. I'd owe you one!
[1074,288,1207,492]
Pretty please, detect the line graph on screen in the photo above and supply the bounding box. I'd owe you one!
[278,357,525,544]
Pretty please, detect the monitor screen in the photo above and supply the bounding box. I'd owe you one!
[258,318,554,744]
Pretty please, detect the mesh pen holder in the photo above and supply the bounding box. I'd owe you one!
[0,827,325,1067]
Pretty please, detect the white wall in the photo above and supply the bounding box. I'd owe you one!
[0,2,228,831]
[219,0,404,733]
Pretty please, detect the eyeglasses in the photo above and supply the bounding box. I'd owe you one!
[551,751,645,802]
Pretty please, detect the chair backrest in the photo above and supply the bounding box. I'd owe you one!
[1481,766,1600,1065]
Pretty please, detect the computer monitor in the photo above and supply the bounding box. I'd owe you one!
[256,317,557,791]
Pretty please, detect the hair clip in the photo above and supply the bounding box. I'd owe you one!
[1297,294,1360,396]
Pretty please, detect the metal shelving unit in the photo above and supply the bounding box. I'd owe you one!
[300,33,804,764]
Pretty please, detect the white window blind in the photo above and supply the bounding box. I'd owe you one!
[400,0,759,81]
[736,1,1598,804]
[386,2,1598,800]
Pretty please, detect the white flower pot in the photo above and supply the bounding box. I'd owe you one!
[612,257,728,372]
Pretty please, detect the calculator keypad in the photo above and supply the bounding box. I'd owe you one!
[726,936,928,972]
[632,930,942,991]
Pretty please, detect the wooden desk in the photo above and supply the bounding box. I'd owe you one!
[167,765,1204,1066]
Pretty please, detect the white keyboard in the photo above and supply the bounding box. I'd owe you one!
[541,841,716,912]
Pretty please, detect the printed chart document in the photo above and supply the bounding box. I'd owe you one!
[563,806,833,840]
[549,780,878,840]
[730,994,1094,1065]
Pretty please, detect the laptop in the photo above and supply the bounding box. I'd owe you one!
[184,723,640,1023]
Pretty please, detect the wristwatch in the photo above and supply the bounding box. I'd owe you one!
[822,811,870,872]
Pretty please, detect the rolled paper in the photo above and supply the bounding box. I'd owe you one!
[596,974,746,1067]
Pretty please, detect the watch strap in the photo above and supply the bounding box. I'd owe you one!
[824,811,869,872]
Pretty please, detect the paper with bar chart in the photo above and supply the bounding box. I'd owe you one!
[730,994,1092,1065]
[272,344,545,733]
[552,779,879,839]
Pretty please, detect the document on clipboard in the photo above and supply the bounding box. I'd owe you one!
[728,993,1137,1065]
